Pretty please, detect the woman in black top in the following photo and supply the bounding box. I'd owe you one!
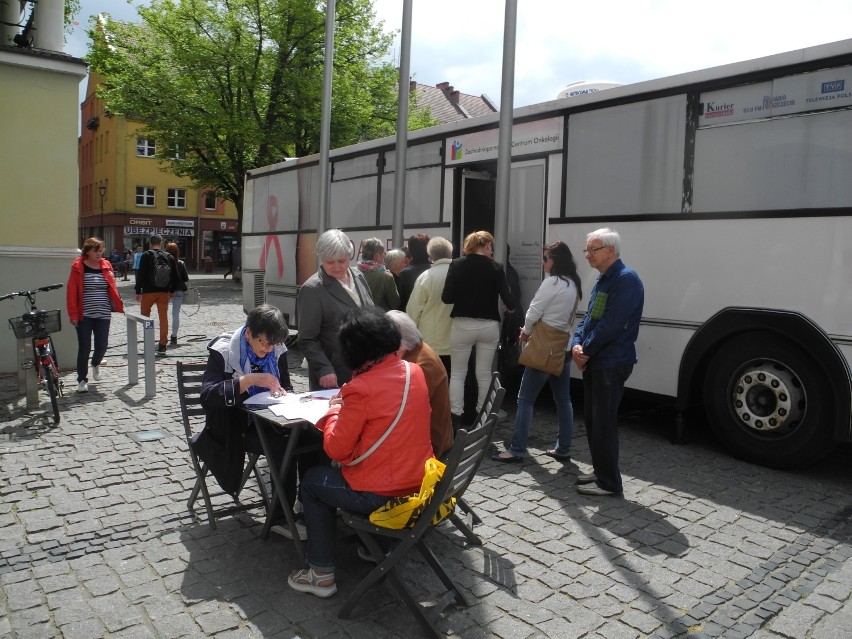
[441,231,514,428]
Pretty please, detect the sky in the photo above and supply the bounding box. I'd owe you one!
[66,0,852,109]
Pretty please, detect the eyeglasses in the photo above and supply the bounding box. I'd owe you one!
[255,336,275,348]
[583,245,608,255]
[542,255,552,262]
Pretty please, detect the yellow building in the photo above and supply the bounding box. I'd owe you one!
[0,4,87,374]
[79,71,240,270]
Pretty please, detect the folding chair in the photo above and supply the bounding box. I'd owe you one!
[177,361,269,529]
[338,414,497,639]
[446,372,505,544]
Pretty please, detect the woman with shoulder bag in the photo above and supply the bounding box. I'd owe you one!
[288,307,433,598]
[164,242,189,346]
[491,241,583,463]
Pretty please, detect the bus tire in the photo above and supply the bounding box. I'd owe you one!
[702,332,834,469]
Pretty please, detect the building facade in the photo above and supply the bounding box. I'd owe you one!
[79,72,240,270]
[0,1,87,373]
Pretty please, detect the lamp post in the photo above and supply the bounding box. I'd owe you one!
[98,183,106,239]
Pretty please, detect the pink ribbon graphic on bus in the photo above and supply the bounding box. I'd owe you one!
[259,195,284,279]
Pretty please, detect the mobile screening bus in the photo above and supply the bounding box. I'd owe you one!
[242,39,852,469]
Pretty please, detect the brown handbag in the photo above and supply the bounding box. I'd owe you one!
[518,320,572,376]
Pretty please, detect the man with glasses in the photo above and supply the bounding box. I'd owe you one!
[570,228,644,496]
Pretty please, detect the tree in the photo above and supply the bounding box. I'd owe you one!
[87,0,436,227]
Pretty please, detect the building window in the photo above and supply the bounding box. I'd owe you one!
[136,186,155,207]
[204,191,217,211]
[167,188,187,209]
[136,138,156,157]
[169,145,183,160]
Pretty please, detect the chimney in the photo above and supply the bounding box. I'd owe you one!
[409,80,417,92]
[436,82,450,91]
[450,90,460,104]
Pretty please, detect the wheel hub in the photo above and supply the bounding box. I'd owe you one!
[731,366,803,433]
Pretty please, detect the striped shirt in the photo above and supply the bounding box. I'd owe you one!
[82,265,112,320]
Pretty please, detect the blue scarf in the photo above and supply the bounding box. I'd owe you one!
[238,326,279,397]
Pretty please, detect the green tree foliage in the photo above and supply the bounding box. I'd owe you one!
[65,0,81,31]
[87,0,436,221]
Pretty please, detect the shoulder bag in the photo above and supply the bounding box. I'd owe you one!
[343,360,411,467]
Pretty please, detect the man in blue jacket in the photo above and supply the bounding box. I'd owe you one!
[570,228,644,496]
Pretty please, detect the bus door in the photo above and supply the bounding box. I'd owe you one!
[459,159,546,312]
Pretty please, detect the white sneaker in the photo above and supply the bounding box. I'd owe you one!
[293,499,303,514]
[77,381,88,393]
[91,366,100,381]
[271,519,308,541]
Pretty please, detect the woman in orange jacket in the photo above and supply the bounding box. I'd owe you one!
[66,237,124,393]
[289,307,433,598]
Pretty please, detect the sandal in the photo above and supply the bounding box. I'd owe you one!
[288,568,337,598]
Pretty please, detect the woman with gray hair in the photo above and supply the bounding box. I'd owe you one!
[296,229,374,390]
[386,310,454,457]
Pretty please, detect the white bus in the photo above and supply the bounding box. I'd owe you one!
[242,39,852,469]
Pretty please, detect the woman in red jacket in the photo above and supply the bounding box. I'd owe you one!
[289,307,433,598]
[66,237,124,393]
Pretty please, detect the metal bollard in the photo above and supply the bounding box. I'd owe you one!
[125,311,156,397]
[16,336,39,408]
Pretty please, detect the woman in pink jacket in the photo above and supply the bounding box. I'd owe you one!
[289,307,433,598]
[66,237,124,393]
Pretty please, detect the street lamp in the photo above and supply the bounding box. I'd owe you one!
[98,183,106,238]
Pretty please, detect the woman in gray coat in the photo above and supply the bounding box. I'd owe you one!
[296,229,374,390]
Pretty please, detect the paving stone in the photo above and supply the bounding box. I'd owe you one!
[2,275,851,639]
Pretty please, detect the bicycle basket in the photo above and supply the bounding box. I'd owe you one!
[9,310,61,338]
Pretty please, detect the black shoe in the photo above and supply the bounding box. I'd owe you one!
[170,336,177,346]
[490,451,523,463]
[156,344,167,356]
[544,449,570,461]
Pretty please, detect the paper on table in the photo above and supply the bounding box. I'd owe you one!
[243,391,292,407]
[268,399,330,424]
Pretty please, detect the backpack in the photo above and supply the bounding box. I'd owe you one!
[150,250,172,289]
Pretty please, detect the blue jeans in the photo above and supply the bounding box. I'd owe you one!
[299,466,390,572]
[171,291,184,338]
[508,362,574,457]
[582,364,633,494]
[75,317,111,383]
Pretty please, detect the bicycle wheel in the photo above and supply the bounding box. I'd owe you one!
[43,359,60,424]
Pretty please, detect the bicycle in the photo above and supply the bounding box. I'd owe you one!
[1,283,65,424]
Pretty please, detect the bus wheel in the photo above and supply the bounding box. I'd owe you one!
[702,332,834,469]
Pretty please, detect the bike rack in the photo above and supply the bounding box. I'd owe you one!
[125,312,157,397]
[15,337,39,408]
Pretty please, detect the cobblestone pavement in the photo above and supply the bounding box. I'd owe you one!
[1,274,851,638]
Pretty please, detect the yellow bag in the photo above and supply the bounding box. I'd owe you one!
[369,458,457,529]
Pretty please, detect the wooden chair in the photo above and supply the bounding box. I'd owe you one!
[448,372,505,544]
[177,361,269,529]
[338,414,498,638]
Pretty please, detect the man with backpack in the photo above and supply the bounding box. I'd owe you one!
[135,234,179,355]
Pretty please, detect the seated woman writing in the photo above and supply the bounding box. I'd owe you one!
[196,304,320,540]
[288,306,434,598]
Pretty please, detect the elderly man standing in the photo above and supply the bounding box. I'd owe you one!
[406,236,454,374]
[570,228,644,497]
[387,310,454,458]
[356,238,399,311]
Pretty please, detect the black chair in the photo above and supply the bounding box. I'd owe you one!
[448,372,505,543]
[338,414,498,638]
[177,361,269,529]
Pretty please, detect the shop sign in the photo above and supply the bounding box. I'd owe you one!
[124,226,195,237]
